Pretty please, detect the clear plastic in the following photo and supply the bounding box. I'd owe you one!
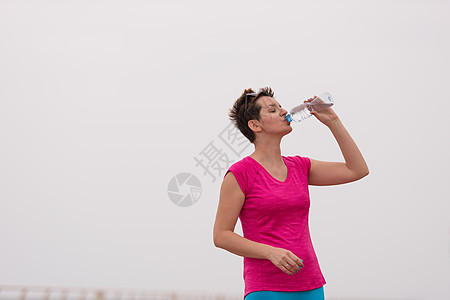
[285,92,334,122]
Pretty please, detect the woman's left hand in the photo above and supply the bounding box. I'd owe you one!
[304,96,339,127]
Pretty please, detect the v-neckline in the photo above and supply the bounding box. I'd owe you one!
[248,156,289,183]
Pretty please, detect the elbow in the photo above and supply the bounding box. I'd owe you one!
[359,168,370,179]
[213,231,223,249]
[350,168,369,182]
[363,166,370,177]
[213,229,231,249]
[213,237,220,248]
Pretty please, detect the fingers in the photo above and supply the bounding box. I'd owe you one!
[269,248,305,275]
[282,263,294,275]
[279,255,304,275]
[293,256,304,269]
[304,96,317,103]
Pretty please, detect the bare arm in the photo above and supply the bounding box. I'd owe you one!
[213,172,271,258]
[213,172,303,275]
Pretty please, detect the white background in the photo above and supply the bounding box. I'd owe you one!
[1,1,449,299]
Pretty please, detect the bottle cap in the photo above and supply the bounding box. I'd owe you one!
[285,114,292,122]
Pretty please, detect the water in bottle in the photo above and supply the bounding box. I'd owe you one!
[285,92,334,123]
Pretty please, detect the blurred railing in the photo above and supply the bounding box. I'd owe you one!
[0,285,241,300]
[0,285,423,300]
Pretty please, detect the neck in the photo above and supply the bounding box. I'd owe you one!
[251,136,283,165]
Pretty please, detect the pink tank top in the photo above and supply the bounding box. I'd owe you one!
[226,156,326,298]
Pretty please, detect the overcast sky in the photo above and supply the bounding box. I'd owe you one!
[1,1,449,299]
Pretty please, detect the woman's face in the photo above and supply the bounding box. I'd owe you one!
[253,96,292,136]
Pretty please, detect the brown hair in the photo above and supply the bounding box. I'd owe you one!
[229,87,275,143]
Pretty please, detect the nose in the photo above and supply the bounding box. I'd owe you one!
[281,108,288,117]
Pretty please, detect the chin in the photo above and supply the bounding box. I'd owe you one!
[282,127,293,135]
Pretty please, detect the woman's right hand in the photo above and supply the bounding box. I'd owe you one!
[267,247,304,275]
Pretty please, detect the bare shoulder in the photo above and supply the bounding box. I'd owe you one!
[214,171,245,234]
[220,171,245,201]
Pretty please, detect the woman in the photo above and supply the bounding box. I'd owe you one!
[213,87,369,300]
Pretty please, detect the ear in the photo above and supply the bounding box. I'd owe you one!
[248,119,262,133]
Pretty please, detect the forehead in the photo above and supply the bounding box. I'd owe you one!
[256,96,280,108]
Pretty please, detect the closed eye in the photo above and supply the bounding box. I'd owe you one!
[268,104,281,112]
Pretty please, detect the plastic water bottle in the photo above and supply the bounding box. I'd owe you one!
[285,92,334,123]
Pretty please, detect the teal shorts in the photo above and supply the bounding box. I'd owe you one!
[244,286,324,300]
